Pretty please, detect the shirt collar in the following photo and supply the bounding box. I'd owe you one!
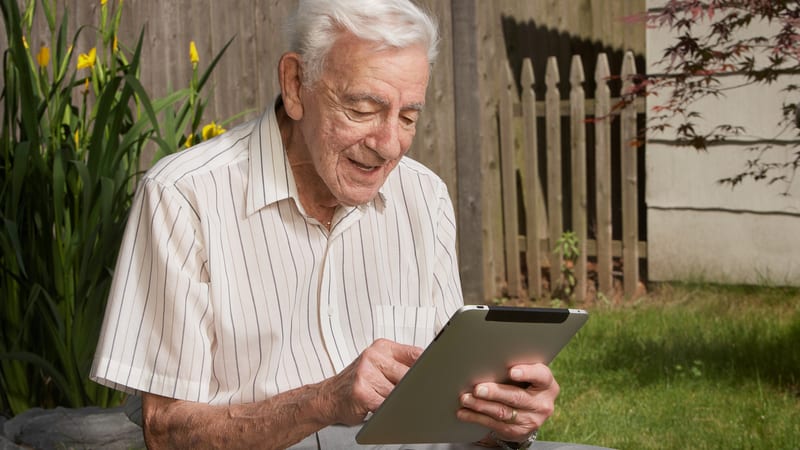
[246,101,298,217]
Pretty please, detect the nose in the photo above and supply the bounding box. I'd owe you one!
[364,117,405,160]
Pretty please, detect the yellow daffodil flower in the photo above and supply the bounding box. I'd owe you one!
[202,122,225,141]
[189,41,199,66]
[37,46,50,68]
[77,48,97,70]
[184,134,195,148]
[113,35,118,53]
[101,0,108,5]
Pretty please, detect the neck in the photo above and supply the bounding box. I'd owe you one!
[276,103,338,228]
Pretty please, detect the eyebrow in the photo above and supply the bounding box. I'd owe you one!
[343,93,424,112]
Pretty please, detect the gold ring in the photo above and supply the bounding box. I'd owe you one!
[505,408,518,424]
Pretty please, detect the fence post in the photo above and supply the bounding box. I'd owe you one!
[569,55,588,303]
[452,0,485,304]
[521,58,544,300]
[500,61,521,298]
[594,54,614,298]
[620,52,640,299]
[545,57,564,293]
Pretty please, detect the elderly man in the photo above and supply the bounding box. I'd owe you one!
[91,1,561,448]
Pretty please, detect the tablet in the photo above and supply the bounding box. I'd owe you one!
[355,305,588,445]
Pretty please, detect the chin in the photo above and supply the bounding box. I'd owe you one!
[337,189,380,207]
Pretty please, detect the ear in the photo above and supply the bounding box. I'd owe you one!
[278,52,305,121]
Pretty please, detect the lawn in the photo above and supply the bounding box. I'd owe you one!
[539,283,800,450]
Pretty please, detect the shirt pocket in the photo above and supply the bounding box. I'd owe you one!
[373,305,436,348]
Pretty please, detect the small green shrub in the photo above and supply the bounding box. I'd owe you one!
[552,230,580,303]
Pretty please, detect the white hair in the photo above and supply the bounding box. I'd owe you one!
[285,0,440,85]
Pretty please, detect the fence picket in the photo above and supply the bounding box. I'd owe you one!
[500,61,521,297]
[545,57,564,291]
[620,52,640,299]
[594,54,614,297]
[569,55,588,303]
[521,59,544,299]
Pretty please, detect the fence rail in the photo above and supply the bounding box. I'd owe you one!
[487,51,646,302]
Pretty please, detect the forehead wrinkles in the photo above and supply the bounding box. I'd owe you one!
[319,41,429,110]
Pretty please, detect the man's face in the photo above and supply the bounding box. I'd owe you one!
[293,34,430,207]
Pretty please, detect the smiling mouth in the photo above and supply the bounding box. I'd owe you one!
[349,158,381,172]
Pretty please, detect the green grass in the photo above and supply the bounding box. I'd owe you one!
[540,283,800,450]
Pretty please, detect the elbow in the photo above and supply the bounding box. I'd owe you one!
[141,393,174,449]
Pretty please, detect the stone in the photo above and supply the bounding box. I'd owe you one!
[122,395,143,427]
[0,433,25,450]
[4,406,144,450]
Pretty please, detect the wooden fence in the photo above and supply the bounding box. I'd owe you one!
[486,51,646,302]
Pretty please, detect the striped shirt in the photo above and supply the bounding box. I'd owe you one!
[90,104,464,405]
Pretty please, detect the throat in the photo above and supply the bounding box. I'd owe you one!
[304,202,337,230]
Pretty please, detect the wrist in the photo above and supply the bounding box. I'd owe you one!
[306,380,338,428]
[492,430,538,449]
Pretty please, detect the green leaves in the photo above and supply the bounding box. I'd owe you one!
[1,0,231,416]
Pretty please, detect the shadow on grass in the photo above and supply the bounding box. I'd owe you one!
[582,311,800,394]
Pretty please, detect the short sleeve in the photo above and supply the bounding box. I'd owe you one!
[90,178,215,402]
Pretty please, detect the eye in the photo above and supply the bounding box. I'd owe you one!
[400,113,419,128]
[346,109,376,122]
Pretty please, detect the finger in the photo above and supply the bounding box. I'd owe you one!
[470,381,557,423]
[508,363,556,390]
[456,400,532,442]
[376,356,413,385]
[381,339,424,366]
[471,364,558,407]
[360,340,422,385]
[459,392,518,423]
[467,366,558,425]
[362,375,395,403]
[471,382,532,410]
[458,393,543,443]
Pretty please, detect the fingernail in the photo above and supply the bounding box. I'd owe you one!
[476,385,488,398]
[510,368,523,379]
[461,393,472,405]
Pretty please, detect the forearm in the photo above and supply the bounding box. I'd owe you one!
[143,382,336,450]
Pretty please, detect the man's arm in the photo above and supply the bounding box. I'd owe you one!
[143,384,329,450]
[142,339,422,449]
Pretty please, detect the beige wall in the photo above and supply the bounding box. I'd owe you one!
[645,0,800,285]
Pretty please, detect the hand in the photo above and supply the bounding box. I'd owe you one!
[318,339,422,426]
[456,363,559,443]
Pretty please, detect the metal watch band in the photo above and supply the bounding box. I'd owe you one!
[493,430,538,449]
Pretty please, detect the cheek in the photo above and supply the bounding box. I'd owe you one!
[400,129,416,153]
[308,119,355,167]
[321,116,367,151]
[384,158,402,174]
